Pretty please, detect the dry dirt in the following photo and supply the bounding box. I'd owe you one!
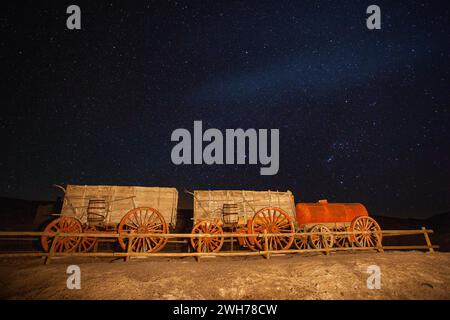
[0,251,449,299]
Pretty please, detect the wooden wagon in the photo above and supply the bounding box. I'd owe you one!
[190,190,297,252]
[41,185,178,253]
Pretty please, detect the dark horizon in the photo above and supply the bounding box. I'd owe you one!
[1,1,449,219]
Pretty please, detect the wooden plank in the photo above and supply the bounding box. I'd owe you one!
[125,236,133,262]
[196,236,202,263]
[45,235,58,265]
[263,230,269,259]
[0,245,439,259]
[0,229,436,238]
[376,231,384,253]
[422,226,435,253]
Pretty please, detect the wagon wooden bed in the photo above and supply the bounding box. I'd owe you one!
[41,185,178,253]
[190,189,297,252]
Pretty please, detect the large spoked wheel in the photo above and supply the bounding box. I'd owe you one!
[249,207,295,251]
[334,226,351,248]
[191,220,224,253]
[77,226,98,252]
[118,207,168,253]
[41,216,82,252]
[309,224,334,249]
[350,216,382,248]
[294,227,309,250]
[243,220,258,252]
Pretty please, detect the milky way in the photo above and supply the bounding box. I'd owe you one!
[1,1,449,218]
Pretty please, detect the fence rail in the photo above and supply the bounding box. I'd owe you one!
[0,227,438,264]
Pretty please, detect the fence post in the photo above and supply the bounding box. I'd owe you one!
[196,236,202,263]
[125,236,134,262]
[375,230,384,253]
[422,227,434,253]
[348,229,354,252]
[263,230,270,259]
[45,235,58,265]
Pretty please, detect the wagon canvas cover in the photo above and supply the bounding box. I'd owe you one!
[60,185,178,227]
[193,190,296,223]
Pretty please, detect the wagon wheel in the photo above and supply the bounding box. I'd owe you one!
[232,225,248,247]
[294,227,309,250]
[309,224,334,249]
[191,220,224,253]
[242,220,258,252]
[334,226,351,248]
[117,207,168,253]
[249,207,295,251]
[41,216,82,252]
[350,216,382,248]
[77,226,98,252]
[245,237,258,252]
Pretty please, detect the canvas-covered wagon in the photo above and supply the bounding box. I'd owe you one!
[190,190,296,252]
[41,185,178,253]
[294,199,382,250]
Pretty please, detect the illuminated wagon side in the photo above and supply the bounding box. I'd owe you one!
[294,200,382,250]
[190,190,296,252]
[41,185,178,253]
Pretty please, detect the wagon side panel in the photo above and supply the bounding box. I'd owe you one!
[61,185,178,228]
[193,190,296,224]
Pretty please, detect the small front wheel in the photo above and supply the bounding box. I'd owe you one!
[309,224,334,249]
[41,216,82,253]
[191,220,224,253]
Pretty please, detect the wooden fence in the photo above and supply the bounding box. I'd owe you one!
[0,227,438,264]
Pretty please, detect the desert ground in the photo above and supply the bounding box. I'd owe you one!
[0,251,449,300]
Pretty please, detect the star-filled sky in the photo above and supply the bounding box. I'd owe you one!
[1,1,449,218]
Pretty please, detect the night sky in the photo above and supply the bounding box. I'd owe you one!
[1,1,449,218]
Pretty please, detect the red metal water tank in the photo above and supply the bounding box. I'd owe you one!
[296,200,368,225]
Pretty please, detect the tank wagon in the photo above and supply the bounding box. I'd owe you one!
[41,185,382,254]
[294,200,382,250]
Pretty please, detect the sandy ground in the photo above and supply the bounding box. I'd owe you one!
[0,251,449,300]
